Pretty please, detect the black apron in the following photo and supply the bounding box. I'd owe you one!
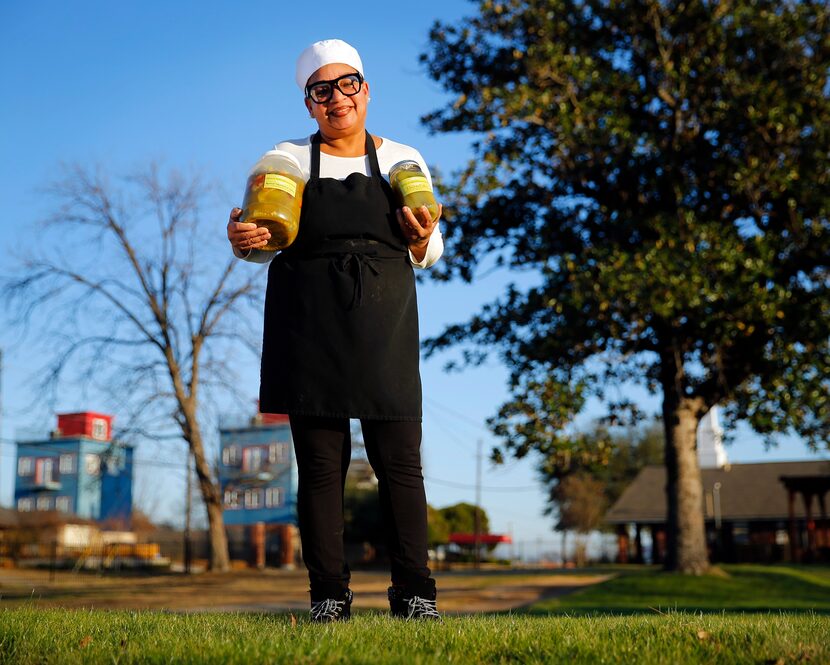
[259,131,422,421]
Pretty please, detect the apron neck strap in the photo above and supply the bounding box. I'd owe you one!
[310,131,381,180]
[364,131,381,178]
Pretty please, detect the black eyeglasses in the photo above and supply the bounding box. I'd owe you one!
[305,72,364,104]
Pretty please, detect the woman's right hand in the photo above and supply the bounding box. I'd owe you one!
[227,207,271,253]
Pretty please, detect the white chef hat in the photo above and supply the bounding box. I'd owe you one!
[295,39,365,91]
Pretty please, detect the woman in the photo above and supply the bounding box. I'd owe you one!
[227,39,442,622]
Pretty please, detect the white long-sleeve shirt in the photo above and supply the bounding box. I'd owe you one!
[233,135,444,268]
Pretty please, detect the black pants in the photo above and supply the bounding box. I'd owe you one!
[290,415,434,601]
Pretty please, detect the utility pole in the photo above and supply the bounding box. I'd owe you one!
[0,349,3,503]
[713,481,723,560]
[474,438,482,570]
[184,450,192,574]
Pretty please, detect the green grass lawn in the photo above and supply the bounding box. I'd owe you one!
[526,564,830,615]
[2,565,829,664]
[1,610,828,664]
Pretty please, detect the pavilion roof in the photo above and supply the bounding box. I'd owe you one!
[605,460,830,525]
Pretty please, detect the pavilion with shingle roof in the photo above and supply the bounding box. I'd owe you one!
[605,460,830,564]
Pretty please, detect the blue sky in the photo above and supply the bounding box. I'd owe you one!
[1,0,826,552]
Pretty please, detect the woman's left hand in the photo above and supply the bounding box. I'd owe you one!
[397,204,442,262]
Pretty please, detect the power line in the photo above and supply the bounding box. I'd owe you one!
[424,396,492,432]
[423,403,477,453]
[423,474,539,493]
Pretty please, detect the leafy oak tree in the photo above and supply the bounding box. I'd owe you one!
[421,0,829,573]
[439,502,494,558]
[439,502,491,536]
[427,504,451,547]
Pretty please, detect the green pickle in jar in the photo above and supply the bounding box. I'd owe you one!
[389,160,439,221]
[240,150,306,251]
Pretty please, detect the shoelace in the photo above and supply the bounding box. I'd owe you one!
[311,598,346,621]
[406,596,440,619]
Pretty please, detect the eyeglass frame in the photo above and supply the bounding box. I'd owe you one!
[305,72,365,104]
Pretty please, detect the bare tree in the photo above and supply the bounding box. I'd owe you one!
[554,472,607,567]
[3,163,265,571]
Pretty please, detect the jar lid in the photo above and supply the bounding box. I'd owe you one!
[251,149,304,176]
[389,159,421,178]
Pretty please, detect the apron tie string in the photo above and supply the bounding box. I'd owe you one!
[333,252,381,308]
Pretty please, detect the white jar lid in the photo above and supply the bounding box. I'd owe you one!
[250,149,304,177]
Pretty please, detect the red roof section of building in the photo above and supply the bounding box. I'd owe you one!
[259,413,290,425]
[449,533,512,545]
[56,412,113,441]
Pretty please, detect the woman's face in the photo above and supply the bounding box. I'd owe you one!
[304,63,370,138]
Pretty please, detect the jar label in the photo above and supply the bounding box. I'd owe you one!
[263,173,298,197]
[398,176,432,197]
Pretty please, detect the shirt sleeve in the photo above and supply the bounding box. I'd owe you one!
[409,224,444,269]
[232,245,278,263]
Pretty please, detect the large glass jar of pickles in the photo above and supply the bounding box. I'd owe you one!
[240,150,305,251]
[388,160,439,221]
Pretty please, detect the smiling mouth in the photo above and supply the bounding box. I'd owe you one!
[327,106,352,118]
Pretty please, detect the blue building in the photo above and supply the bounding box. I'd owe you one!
[14,412,134,522]
[219,412,297,526]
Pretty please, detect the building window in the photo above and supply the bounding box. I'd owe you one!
[35,458,55,485]
[265,487,283,508]
[224,490,240,509]
[92,418,107,440]
[36,496,52,511]
[17,497,33,512]
[222,445,241,466]
[85,454,100,476]
[56,496,71,513]
[269,443,288,464]
[18,457,34,476]
[243,447,264,473]
[59,454,75,474]
[244,489,261,509]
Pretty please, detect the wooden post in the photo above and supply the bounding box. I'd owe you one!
[787,488,799,563]
[801,491,818,561]
[653,527,667,565]
[816,492,828,550]
[250,522,265,569]
[616,525,630,564]
[280,524,295,568]
[474,438,482,570]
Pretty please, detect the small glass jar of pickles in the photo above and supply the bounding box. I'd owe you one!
[388,160,439,221]
[240,150,305,251]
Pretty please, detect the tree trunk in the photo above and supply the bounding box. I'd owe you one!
[183,408,230,572]
[661,351,710,574]
[203,497,230,572]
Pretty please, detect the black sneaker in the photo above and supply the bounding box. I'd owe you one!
[310,589,353,623]
[388,585,441,620]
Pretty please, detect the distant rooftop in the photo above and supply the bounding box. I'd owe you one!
[219,413,290,431]
[605,460,830,524]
